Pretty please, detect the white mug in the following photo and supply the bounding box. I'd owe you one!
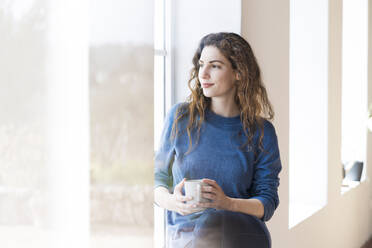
[184,179,210,211]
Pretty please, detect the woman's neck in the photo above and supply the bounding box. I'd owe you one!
[210,97,240,118]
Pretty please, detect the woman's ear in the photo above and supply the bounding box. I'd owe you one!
[235,72,241,81]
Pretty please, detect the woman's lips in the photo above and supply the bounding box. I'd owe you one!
[202,83,214,88]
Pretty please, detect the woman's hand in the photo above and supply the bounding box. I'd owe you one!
[197,178,232,210]
[169,178,200,216]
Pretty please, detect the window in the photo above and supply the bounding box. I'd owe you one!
[2,1,156,247]
[289,0,328,229]
[154,0,173,247]
[90,0,154,247]
[153,1,241,245]
[0,1,51,246]
[340,0,368,193]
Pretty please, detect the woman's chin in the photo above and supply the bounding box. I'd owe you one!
[202,89,214,98]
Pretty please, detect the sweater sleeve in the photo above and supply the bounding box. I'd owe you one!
[249,120,282,222]
[154,103,181,190]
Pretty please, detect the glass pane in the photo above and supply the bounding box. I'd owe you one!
[341,0,368,192]
[289,0,328,228]
[90,1,154,247]
[154,0,165,51]
[0,0,51,247]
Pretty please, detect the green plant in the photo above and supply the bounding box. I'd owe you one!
[90,160,153,186]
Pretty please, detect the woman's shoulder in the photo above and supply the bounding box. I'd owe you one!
[165,102,189,123]
[168,102,189,117]
[170,102,188,113]
[262,118,275,132]
[256,118,277,139]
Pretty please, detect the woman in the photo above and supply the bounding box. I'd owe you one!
[154,32,282,248]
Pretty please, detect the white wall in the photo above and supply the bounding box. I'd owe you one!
[172,0,241,103]
[369,0,372,210]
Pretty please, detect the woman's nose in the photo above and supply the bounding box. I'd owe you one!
[199,66,209,79]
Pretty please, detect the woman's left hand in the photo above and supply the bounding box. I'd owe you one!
[196,178,232,210]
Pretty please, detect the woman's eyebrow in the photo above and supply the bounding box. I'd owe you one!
[199,59,225,64]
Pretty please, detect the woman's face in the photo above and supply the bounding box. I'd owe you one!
[198,46,238,100]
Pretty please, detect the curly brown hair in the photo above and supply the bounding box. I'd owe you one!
[171,32,274,154]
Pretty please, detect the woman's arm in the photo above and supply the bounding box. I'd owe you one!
[228,198,264,219]
[154,103,201,216]
[248,121,282,221]
[197,178,264,219]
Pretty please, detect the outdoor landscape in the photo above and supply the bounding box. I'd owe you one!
[0,0,155,246]
[89,43,154,247]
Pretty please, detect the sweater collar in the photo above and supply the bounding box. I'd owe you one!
[205,108,242,129]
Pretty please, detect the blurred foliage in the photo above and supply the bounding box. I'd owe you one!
[0,1,155,187]
[89,44,154,186]
[0,0,46,124]
[90,160,153,186]
[0,123,47,188]
[0,1,47,188]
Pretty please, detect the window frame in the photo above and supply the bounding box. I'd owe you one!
[154,0,174,247]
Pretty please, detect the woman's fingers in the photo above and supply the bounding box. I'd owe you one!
[172,178,198,215]
[197,202,213,208]
[172,178,225,215]
[177,202,195,210]
[175,193,192,202]
[202,192,215,200]
[202,186,214,193]
[202,178,216,185]
[176,201,200,215]
[202,178,222,191]
[174,178,186,193]
[174,178,193,201]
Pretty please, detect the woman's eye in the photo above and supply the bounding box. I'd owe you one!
[198,63,220,69]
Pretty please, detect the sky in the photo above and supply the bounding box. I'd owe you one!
[1,0,154,46]
[90,0,154,46]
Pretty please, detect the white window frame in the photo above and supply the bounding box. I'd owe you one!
[154,0,174,247]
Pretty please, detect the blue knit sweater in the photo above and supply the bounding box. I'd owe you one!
[154,102,282,247]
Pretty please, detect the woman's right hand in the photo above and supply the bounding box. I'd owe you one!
[169,178,198,216]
